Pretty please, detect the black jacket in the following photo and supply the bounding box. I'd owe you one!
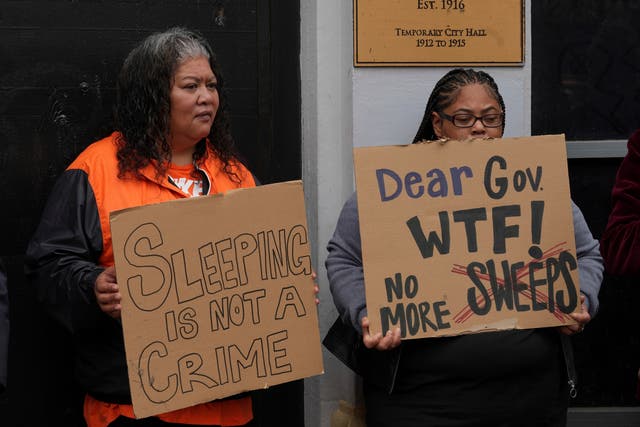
[0,259,8,393]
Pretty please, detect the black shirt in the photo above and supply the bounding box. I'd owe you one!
[363,328,568,427]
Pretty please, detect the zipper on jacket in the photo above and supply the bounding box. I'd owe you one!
[561,334,578,398]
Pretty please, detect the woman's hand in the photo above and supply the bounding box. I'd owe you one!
[361,316,401,350]
[558,294,590,336]
[94,266,121,319]
[312,270,319,306]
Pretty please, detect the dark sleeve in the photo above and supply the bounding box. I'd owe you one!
[600,129,640,275]
[325,192,367,334]
[24,169,105,334]
[0,259,8,391]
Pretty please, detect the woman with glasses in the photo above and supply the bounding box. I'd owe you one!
[324,68,603,426]
[413,69,506,142]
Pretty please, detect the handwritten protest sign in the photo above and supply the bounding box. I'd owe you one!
[354,135,580,339]
[110,180,323,418]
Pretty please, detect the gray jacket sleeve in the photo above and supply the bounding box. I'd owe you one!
[326,193,367,334]
[572,200,603,317]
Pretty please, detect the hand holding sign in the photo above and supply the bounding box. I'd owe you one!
[312,270,320,305]
[110,181,324,418]
[557,294,590,336]
[361,316,401,350]
[94,266,121,319]
[354,135,582,340]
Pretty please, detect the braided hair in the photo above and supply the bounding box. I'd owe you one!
[412,68,506,143]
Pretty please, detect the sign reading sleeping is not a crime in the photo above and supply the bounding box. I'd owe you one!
[354,135,581,340]
[110,180,323,418]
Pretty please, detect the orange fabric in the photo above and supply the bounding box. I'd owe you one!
[73,132,256,426]
[84,393,253,427]
[168,163,204,197]
[67,132,256,267]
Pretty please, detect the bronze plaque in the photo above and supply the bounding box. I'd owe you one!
[354,0,524,66]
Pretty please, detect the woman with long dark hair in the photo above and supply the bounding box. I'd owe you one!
[25,27,256,427]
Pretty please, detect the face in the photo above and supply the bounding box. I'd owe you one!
[169,55,219,152]
[431,83,504,140]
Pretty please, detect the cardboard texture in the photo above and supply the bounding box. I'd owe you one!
[353,0,524,66]
[354,135,580,340]
[110,180,324,418]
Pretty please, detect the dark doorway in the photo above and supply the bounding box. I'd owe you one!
[0,1,302,426]
[532,1,640,141]
[532,1,640,425]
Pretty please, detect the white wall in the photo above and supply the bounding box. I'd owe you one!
[301,2,532,426]
[301,1,358,425]
[353,43,533,147]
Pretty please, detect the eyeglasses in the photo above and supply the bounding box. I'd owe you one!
[438,111,504,128]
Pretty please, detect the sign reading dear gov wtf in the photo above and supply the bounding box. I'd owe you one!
[110,181,323,418]
[354,135,580,339]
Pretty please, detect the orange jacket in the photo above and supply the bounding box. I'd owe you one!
[26,132,255,426]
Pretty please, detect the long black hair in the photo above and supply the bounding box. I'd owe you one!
[115,27,241,182]
[413,68,506,143]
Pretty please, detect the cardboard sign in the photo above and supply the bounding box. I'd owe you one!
[354,135,580,339]
[110,181,323,418]
[354,0,524,66]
